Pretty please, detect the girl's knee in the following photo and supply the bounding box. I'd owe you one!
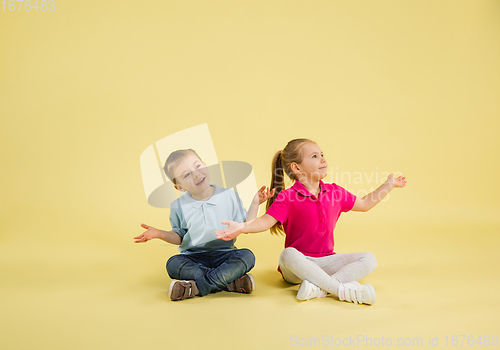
[279,248,303,284]
[279,247,302,265]
[362,252,378,271]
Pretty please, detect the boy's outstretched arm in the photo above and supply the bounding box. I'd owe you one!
[245,186,275,221]
[352,173,407,212]
[134,223,182,245]
[216,214,277,241]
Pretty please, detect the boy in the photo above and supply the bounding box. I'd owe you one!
[134,149,273,301]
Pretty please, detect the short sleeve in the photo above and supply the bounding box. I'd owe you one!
[335,184,357,212]
[230,190,247,223]
[265,190,288,224]
[169,203,187,238]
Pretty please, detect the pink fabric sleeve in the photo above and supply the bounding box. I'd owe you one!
[265,190,288,225]
[336,184,357,212]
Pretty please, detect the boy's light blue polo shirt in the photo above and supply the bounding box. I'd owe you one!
[169,184,247,254]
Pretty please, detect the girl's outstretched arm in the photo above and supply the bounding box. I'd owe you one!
[352,173,407,212]
[216,214,277,241]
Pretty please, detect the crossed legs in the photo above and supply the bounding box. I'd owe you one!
[166,248,255,296]
[279,247,377,297]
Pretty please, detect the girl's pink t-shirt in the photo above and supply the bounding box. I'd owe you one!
[266,180,356,258]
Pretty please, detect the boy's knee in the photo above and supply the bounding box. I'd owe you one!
[237,248,255,270]
[166,255,185,278]
[166,254,182,268]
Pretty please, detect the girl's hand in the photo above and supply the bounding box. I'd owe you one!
[216,221,245,241]
[255,185,276,205]
[134,223,161,243]
[386,173,407,188]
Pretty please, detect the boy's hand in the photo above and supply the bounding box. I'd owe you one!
[134,223,161,243]
[216,221,245,241]
[386,173,407,189]
[255,185,276,205]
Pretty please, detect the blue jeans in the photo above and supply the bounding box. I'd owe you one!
[166,248,255,296]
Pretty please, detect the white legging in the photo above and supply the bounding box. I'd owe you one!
[279,247,378,297]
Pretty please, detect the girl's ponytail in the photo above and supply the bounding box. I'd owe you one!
[266,150,285,236]
[265,138,315,236]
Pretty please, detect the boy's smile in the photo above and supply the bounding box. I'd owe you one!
[173,155,214,200]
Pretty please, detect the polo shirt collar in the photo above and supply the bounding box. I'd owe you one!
[185,184,220,208]
[292,180,329,197]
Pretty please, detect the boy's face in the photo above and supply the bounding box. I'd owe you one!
[172,154,211,195]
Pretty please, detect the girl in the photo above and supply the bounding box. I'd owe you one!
[216,138,406,305]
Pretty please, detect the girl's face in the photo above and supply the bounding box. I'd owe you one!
[294,142,328,182]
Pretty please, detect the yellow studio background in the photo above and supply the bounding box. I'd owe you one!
[1,1,499,349]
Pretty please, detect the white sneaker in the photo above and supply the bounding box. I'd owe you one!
[337,281,376,305]
[296,280,327,301]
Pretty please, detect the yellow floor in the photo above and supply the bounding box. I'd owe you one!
[1,1,499,349]
[2,220,499,350]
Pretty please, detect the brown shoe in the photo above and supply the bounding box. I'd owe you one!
[168,280,200,301]
[226,274,255,294]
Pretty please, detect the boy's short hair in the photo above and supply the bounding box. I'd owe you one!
[164,149,203,185]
